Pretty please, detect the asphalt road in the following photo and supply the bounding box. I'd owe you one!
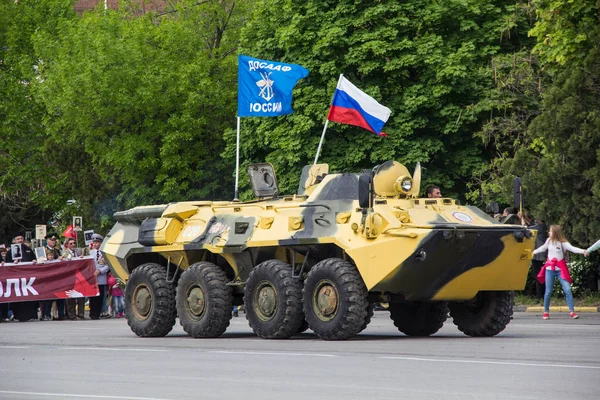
[1,311,599,400]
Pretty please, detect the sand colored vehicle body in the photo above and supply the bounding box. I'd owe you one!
[102,161,535,339]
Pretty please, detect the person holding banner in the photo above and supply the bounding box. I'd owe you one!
[0,244,11,322]
[40,233,66,321]
[3,234,38,322]
[63,238,86,320]
[89,234,110,320]
[0,244,7,262]
[0,245,10,322]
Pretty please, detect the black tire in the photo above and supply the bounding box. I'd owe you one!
[449,291,514,337]
[296,319,310,334]
[244,259,304,339]
[388,301,448,336]
[125,262,177,337]
[358,302,375,334]
[176,262,233,338]
[302,258,368,340]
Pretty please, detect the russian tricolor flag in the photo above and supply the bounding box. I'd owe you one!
[327,75,391,136]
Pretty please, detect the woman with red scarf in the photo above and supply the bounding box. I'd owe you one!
[533,225,585,320]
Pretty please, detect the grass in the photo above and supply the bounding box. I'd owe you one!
[514,292,600,307]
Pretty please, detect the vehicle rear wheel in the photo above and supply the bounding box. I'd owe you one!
[389,301,447,336]
[176,262,233,338]
[358,302,375,334]
[449,291,514,337]
[125,263,177,337]
[244,259,304,339]
[302,258,368,340]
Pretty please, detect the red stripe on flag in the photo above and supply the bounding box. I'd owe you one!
[327,106,375,134]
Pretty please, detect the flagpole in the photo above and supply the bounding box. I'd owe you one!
[314,120,329,165]
[234,116,241,201]
[313,74,343,165]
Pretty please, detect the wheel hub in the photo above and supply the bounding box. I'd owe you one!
[255,281,277,321]
[187,287,206,317]
[314,280,339,321]
[133,285,152,320]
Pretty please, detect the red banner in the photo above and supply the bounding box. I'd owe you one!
[62,224,76,239]
[0,257,99,303]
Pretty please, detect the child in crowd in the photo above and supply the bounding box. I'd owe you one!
[532,225,585,320]
[107,274,125,318]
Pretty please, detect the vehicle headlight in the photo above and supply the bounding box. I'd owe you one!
[394,176,413,194]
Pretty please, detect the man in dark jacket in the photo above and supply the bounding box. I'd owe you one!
[4,235,36,263]
[0,244,10,322]
[40,233,65,320]
[530,219,548,300]
[3,234,38,321]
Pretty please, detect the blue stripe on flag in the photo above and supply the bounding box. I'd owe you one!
[332,90,386,134]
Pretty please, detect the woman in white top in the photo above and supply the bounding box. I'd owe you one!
[532,225,585,320]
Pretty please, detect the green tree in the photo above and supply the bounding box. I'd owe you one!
[33,0,250,213]
[480,0,600,245]
[468,48,544,207]
[230,0,538,201]
[0,0,76,243]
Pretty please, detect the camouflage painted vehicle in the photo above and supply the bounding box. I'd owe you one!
[101,160,536,340]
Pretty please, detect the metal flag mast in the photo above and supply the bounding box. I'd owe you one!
[314,74,343,165]
[234,116,241,201]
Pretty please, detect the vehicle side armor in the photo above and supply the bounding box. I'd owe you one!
[101,161,535,339]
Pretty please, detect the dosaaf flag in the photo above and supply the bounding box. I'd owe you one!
[327,75,391,136]
[237,55,309,117]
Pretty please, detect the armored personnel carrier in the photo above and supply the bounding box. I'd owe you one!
[101,161,535,340]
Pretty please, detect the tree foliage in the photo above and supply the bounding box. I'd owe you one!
[477,0,600,245]
[1,0,599,251]
[0,0,76,241]
[34,0,245,207]
[232,0,536,199]
[1,0,249,243]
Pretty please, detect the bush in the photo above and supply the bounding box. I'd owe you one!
[568,255,599,297]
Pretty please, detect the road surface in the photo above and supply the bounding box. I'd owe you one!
[1,311,599,400]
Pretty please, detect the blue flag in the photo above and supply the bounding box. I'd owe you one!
[237,55,309,117]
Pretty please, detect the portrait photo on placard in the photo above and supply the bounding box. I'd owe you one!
[84,230,94,245]
[11,243,23,260]
[73,216,83,231]
[35,224,47,240]
[35,246,47,262]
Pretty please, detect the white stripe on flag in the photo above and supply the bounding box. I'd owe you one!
[337,76,391,122]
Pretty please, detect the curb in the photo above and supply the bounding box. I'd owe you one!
[522,306,600,313]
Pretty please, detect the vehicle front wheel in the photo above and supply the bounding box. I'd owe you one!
[449,291,514,337]
[388,301,447,336]
[125,263,177,337]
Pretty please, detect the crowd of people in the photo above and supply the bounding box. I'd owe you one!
[0,232,125,323]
